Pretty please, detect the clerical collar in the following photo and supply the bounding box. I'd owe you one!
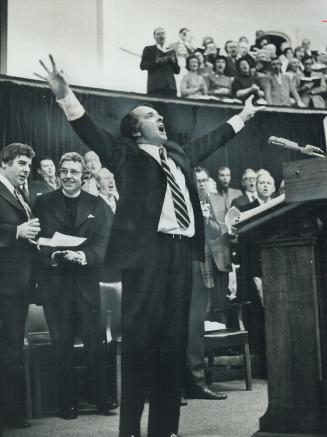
[62,189,81,198]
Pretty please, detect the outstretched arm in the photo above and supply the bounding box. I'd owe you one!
[184,95,265,165]
[35,55,125,172]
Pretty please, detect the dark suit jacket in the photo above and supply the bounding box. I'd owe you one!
[29,179,58,205]
[33,189,111,306]
[140,45,180,94]
[231,193,251,211]
[0,182,35,295]
[69,112,237,269]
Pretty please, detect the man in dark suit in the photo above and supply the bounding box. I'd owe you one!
[186,167,232,400]
[0,143,40,429]
[29,156,60,205]
[37,55,263,437]
[140,27,180,97]
[33,152,116,419]
[231,168,258,210]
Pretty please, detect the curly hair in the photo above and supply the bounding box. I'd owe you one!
[0,143,35,164]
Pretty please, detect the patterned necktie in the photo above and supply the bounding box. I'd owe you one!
[159,147,190,229]
[14,188,32,219]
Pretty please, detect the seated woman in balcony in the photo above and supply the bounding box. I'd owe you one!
[180,54,208,99]
[232,58,265,103]
[207,55,233,99]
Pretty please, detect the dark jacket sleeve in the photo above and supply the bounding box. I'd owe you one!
[0,224,18,247]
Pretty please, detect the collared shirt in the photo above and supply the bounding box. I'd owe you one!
[139,144,195,237]
[257,196,271,205]
[99,192,117,213]
[246,191,257,202]
[62,189,81,198]
[156,44,170,53]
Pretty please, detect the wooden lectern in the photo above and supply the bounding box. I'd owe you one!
[236,158,327,437]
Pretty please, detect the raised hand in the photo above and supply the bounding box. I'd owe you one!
[34,54,69,99]
[239,94,266,123]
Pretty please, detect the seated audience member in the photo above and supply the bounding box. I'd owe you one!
[82,150,102,195]
[231,168,258,210]
[0,143,39,430]
[140,27,180,97]
[170,28,195,56]
[180,54,208,99]
[285,57,303,88]
[207,56,233,99]
[29,156,60,205]
[239,41,255,68]
[263,57,305,107]
[203,41,219,66]
[293,45,306,69]
[297,57,326,108]
[194,50,213,86]
[216,166,242,216]
[33,152,117,420]
[185,167,229,400]
[280,47,294,73]
[225,41,241,77]
[232,58,265,102]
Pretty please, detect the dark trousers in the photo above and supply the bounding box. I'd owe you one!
[42,283,108,409]
[119,234,192,437]
[0,295,29,422]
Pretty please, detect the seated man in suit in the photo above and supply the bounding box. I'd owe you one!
[186,167,231,400]
[216,166,242,218]
[33,152,117,420]
[231,168,257,210]
[0,143,40,429]
[29,156,60,205]
[140,27,180,97]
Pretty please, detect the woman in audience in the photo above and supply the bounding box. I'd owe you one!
[285,57,303,88]
[294,45,306,69]
[194,50,213,86]
[280,47,294,73]
[180,54,208,99]
[232,58,265,102]
[207,55,233,99]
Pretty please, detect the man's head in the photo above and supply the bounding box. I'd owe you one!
[271,57,282,74]
[238,41,249,57]
[229,41,239,57]
[217,166,231,189]
[256,173,275,201]
[294,46,305,60]
[242,169,257,193]
[96,167,116,196]
[37,157,56,180]
[153,27,166,46]
[266,43,277,59]
[224,40,233,55]
[84,151,102,176]
[302,38,311,51]
[202,36,214,48]
[180,28,192,44]
[214,56,227,74]
[120,104,167,146]
[195,167,209,194]
[289,57,301,72]
[303,57,313,73]
[0,143,35,187]
[204,42,218,56]
[59,152,85,195]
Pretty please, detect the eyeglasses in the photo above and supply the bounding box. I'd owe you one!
[59,169,82,176]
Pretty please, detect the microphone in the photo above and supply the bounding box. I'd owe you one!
[268,136,326,158]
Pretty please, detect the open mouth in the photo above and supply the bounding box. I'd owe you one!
[158,125,165,133]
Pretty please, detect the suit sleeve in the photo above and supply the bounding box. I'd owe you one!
[0,224,18,247]
[82,198,111,266]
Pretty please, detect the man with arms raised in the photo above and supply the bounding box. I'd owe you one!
[36,55,263,437]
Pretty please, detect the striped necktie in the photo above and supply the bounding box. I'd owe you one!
[159,147,190,229]
[14,188,32,219]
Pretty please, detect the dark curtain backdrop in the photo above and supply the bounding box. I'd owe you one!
[0,80,325,187]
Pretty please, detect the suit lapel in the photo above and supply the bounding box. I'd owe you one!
[0,181,27,216]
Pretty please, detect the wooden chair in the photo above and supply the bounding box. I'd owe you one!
[204,302,252,391]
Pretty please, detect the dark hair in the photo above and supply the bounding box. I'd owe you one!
[179,27,189,36]
[186,54,199,71]
[214,55,227,72]
[0,143,35,164]
[36,156,54,169]
[236,57,250,72]
[218,166,230,173]
[283,47,293,56]
[224,40,232,52]
[120,103,155,139]
[194,166,209,177]
[202,36,213,47]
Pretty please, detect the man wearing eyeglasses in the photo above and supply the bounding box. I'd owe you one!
[231,168,258,210]
[263,57,305,107]
[33,152,117,420]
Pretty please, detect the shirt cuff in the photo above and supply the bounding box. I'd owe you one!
[57,89,85,121]
[76,251,87,265]
[227,115,244,134]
